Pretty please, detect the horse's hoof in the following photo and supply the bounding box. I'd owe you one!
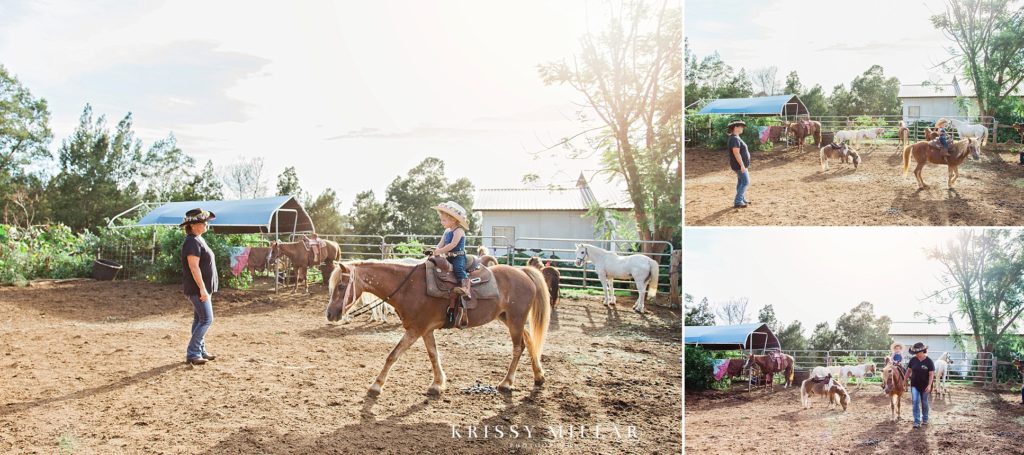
[633,307,643,314]
[497,383,513,394]
[367,384,382,397]
[534,375,546,387]
[427,384,445,396]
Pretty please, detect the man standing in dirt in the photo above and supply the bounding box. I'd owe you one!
[906,342,935,429]
[726,120,751,209]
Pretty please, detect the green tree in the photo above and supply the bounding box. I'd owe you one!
[802,84,829,117]
[848,65,901,115]
[828,84,857,117]
[809,322,841,352]
[384,157,476,235]
[931,0,1024,118]
[834,302,893,350]
[685,295,715,326]
[1,65,52,226]
[48,105,143,231]
[758,304,778,328]
[929,229,1024,353]
[783,70,803,95]
[541,3,681,253]
[346,190,389,236]
[777,321,808,351]
[305,188,345,235]
[684,40,753,106]
[188,160,225,201]
[138,133,216,202]
[276,166,305,200]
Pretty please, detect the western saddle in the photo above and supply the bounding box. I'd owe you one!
[426,255,499,329]
[301,237,325,265]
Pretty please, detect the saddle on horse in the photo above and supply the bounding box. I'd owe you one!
[426,255,500,329]
[302,237,326,264]
[766,350,786,372]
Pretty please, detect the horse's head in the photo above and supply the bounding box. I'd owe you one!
[967,138,980,160]
[833,385,850,411]
[268,241,281,263]
[326,262,355,322]
[527,256,543,269]
[574,244,589,267]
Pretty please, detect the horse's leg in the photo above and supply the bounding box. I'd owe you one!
[915,160,927,189]
[598,272,612,306]
[498,320,527,393]
[631,272,646,313]
[368,329,421,396]
[522,328,545,386]
[950,165,959,188]
[422,330,447,395]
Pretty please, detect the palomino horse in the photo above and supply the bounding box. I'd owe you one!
[882,364,907,421]
[800,376,851,411]
[898,122,910,152]
[786,120,822,150]
[747,353,795,390]
[326,261,550,396]
[269,239,342,293]
[574,244,659,313]
[902,138,980,189]
[527,256,561,307]
[949,118,989,146]
[819,143,861,171]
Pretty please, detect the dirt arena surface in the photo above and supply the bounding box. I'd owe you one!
[685,143,1024,226]
[685,382,1024,454]
[0,279,681,454]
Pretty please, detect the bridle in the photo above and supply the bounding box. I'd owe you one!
[339,263,424,319]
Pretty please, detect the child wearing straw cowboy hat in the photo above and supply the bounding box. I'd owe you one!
[433,201,472,298]
[934,118,955,162]
[180,208,218,366]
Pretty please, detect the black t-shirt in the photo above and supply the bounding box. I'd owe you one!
[727,134,750,171]
[181,234,218,296]
[908,356,935,392]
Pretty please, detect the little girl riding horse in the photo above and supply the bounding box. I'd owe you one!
[433,201,472,298]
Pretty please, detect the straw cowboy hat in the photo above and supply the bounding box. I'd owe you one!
[727,119,747,132]
[909,342,928,354]
[890,341,905,351]
[435,201,469,230]
[935,118,950,128]
[179,208,216,227]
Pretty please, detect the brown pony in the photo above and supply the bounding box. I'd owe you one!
[787,120,822,150]
[923,127,939,141]
[479,255,499,267]
[1013,123,1024,142]
[526,257,561,307]
[269,239,342,293]
[819,143,862,171]
[747,353,795,390]
[902,138,981,189]
[326,261,551,396]
[898,125,910,151]
[882,365,908,421]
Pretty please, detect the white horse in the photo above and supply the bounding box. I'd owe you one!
[835,130,859,145]
[839,363,877,388]
[574,243,659,313]
[949,118,989,145]
[859,127,886,141]
[934,352,951,396]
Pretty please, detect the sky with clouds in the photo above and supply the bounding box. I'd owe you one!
[685,0,955,93]
[684,228,970,329]
[0,0,637,202]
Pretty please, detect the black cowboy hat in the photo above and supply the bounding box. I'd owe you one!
[909,342,928,354]
[727,119,747,131]
[180,208,216,227]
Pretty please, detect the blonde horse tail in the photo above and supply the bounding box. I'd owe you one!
[646,258,659,299]
[902,144,913,176]
[522,267,551,359]
[982,127,989,146]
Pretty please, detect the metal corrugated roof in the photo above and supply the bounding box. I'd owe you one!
[684,323,782,350]
[898,84,975,98]
[474,188,632,211]
[135,195,315,234]
[696,94,809,116]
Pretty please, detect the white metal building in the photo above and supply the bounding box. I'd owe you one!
[889,321,977,354]
[898,77,981,124]
[473,174,634,253]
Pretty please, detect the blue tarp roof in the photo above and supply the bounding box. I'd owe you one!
[135,195,315,234]
[696,94,809,116]
[685,323,781,350]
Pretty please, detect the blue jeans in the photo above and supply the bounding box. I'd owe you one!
[911,386,929,424]
[187,294,214,360]
[734,169,750,205]
[450,254,467,280]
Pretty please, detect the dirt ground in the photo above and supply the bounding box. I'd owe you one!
[685,142,1024,226]
[685,382,1024,454]
[0,279,681,454]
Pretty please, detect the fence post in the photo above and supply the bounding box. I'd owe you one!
[993,120,998,145]
[991,355,998,387]
[670,250,682,308]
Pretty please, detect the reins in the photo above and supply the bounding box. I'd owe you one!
[345,263,423,318]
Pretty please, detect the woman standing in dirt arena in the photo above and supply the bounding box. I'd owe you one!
[180,208,218,366]
[906,342,935,429]
[726,119,751,208]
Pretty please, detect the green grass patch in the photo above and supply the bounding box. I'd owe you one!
[57,432,77,454]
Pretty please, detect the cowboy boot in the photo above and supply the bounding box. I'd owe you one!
[460,278,472,299]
